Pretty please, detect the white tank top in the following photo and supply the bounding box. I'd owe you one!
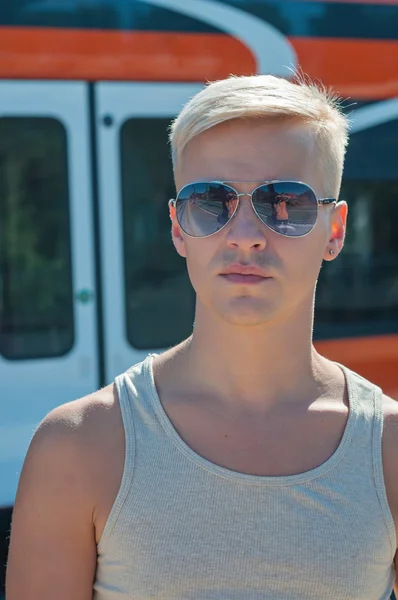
[93,355,396,599]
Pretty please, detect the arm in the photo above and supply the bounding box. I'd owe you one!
[382,395,398,597]
[6,404,97,600]
[394,557,398,597]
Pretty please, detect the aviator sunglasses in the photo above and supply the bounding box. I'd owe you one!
[169,181,336,238]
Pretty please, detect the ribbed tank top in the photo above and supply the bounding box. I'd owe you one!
[93,355,396,600]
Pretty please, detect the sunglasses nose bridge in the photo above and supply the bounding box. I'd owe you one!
[235,191,258,218]
[235,192,254,211]
[229,192,267,232]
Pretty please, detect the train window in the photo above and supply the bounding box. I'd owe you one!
[314,117,398,339]
[120,118,195,350]
[9,0,118,29]
[0,117,74,359]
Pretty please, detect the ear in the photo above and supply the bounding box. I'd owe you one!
[169,200,187,258]
[324,200,348,261]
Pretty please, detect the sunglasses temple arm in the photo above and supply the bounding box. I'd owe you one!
[318,198,337,205]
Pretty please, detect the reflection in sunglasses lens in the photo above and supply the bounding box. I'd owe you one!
[177,183,238,237]
[252,183,318,237]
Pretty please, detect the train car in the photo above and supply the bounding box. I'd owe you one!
[1,0,398,585]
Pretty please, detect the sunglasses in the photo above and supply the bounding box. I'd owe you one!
[169,181,336,238]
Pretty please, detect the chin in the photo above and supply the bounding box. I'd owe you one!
[215,298,279,327]
[221,314,271,327]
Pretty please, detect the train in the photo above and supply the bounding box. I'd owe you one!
[1,0,398,588]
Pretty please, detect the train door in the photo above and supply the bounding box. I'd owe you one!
[0,81,98,507]
[96,83,202,383]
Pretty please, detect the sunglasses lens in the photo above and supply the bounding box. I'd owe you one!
[175,183,238,237]
[253,182,318,237]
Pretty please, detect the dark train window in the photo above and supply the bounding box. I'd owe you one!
[314,117,398,339]
[120,117,195,350]
[0,118,74,359]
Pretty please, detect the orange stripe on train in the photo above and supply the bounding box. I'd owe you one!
[0,27,256,82]
[1,27,398,99]
[315,334,398,399]
[292,36,398,99]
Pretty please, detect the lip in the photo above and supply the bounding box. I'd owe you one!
[220,263,271,277]
[221,273,269,284]
[219,263,272,284]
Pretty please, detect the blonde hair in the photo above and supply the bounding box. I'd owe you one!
[169,74,349,197]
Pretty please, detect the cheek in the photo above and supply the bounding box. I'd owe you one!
[281,234,324,285]
[184,239,214,292]
[315,209,333,241]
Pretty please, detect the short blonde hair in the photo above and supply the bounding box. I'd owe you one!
[169,74,349,197]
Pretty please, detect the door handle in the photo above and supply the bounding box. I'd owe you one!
[75,289,94,304]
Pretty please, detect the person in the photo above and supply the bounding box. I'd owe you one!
[271,193,290,233]
[274,195,289,223]
[6,74,398,600]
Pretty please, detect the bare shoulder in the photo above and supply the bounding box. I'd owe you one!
[6,383,124,599]
[14,381,125,539]
[38,381,118,432]
[28,382,120,469]
[29,381,125,510]
[381,394,398,527]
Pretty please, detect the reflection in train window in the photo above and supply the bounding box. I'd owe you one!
[0,118,74,359]
[120,118,195,350]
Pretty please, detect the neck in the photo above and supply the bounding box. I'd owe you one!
[176,299,337,412]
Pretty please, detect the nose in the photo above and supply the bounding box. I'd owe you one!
[225,194,267,251]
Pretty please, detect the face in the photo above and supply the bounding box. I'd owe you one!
[170,118,347,327]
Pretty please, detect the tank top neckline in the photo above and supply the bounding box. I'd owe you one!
[143,354,360,486]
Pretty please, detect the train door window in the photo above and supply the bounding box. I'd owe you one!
[120,117,195,350]
[0,117,74,359]
[314,116,398,339]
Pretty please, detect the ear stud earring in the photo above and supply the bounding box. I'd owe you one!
[329,250,335,255]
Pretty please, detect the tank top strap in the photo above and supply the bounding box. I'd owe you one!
[339,364,380,432]
[371,375,397,553]
[98,355,157,549]
[122,354,160,422]
[339,364,396,553]
[97,365,138,548]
